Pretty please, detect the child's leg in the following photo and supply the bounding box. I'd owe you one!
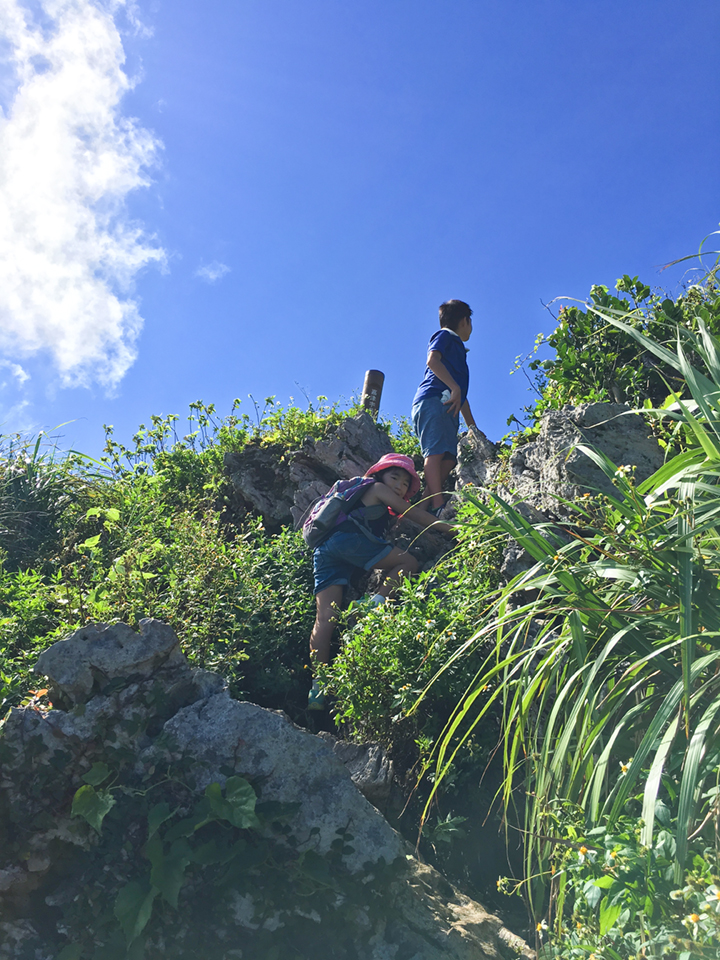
[423,453,457,510]
[309,584,343,665]
[372,547,419,598]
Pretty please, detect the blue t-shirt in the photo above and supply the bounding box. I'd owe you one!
[413,329,470,406]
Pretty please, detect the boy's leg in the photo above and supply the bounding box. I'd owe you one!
[309,584,344,665]
[372,547,419,598]
[423,453,457,510]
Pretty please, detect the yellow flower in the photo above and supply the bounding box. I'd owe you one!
[690,913,701,923]
[579,846,588,855]
[610,850,618,859]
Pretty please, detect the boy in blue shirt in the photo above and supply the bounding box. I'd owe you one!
[412,300,479,513]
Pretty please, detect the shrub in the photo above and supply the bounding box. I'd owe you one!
[321,514,503,768]
[511,272,720,442]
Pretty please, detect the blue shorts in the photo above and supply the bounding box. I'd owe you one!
[313,530,394,595]
[412,396,460,459]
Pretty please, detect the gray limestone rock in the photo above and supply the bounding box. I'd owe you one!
[153,693,404,872]
[456,403,663,583]
[458,402,662,516]
[224,412,394,529]
[0,620,531,959]
[0,921,49,960]
[35,618,184,706]
[318,731,396,806]
[506,403,663,516]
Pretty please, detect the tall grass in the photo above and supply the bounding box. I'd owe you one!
[422,271,720,928]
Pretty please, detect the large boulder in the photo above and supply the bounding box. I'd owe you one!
[0,621,531,959]
[456,402,663,582]
[223,412,394,529]
[458,402,663,516]
[35,618,184,707]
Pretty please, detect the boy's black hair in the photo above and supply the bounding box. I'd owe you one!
[439,300,472,331]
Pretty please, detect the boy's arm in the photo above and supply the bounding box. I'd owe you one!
[426,351,462,416]
[371,483,452,534]
[460,400,476,428]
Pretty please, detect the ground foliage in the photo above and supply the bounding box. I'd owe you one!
[0,397,419,721]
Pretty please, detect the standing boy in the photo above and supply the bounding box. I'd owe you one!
[411,300,479,513]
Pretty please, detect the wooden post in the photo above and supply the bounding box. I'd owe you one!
[361,370,385,418]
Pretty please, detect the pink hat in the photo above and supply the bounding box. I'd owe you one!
[364,453,421,500]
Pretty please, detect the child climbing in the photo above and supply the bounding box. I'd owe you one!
[307,453,450,710]
[411,300,485,514]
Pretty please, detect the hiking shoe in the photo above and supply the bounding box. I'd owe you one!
[307,681,326,711]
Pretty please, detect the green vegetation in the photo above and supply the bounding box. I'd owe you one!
[513,271,720,445]
[0,397,418,720]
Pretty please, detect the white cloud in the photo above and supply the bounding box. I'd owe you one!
[0,0,165,390]
[195,260,230,283]
[0,359,30,384]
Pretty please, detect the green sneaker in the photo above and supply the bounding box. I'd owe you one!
[307,680,326,711]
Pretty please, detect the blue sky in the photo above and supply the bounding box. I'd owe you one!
[0,0,718,457]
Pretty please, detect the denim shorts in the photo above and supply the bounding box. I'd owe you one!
[412,396,460,458]
[313,530,394,595]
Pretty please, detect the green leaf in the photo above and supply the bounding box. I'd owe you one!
[191,837,246,866]
[298,849,333,887]
[145,834,192,909]
[593,875,614,889]
[147,802,174,840]
[114,880,158,945]
[79,534,102,549]
[225,776,259,829]
[204,778,259,830]
[56,945,84,960]
[81,762,111,786]
[599,896,622,936]
[163,810,208,842]
[71,785,115,834]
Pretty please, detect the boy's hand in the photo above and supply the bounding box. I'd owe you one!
[443,385,462,416]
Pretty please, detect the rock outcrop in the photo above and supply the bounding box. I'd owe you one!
[224,412,395,530]
[457,402,663,515]
[224,411,453,578]
[456,402,664,580]
[0,620,531,960]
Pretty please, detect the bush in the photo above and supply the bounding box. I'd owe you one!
[511,272,720,442]
[531,802,720,959]
[321,512,503,769]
